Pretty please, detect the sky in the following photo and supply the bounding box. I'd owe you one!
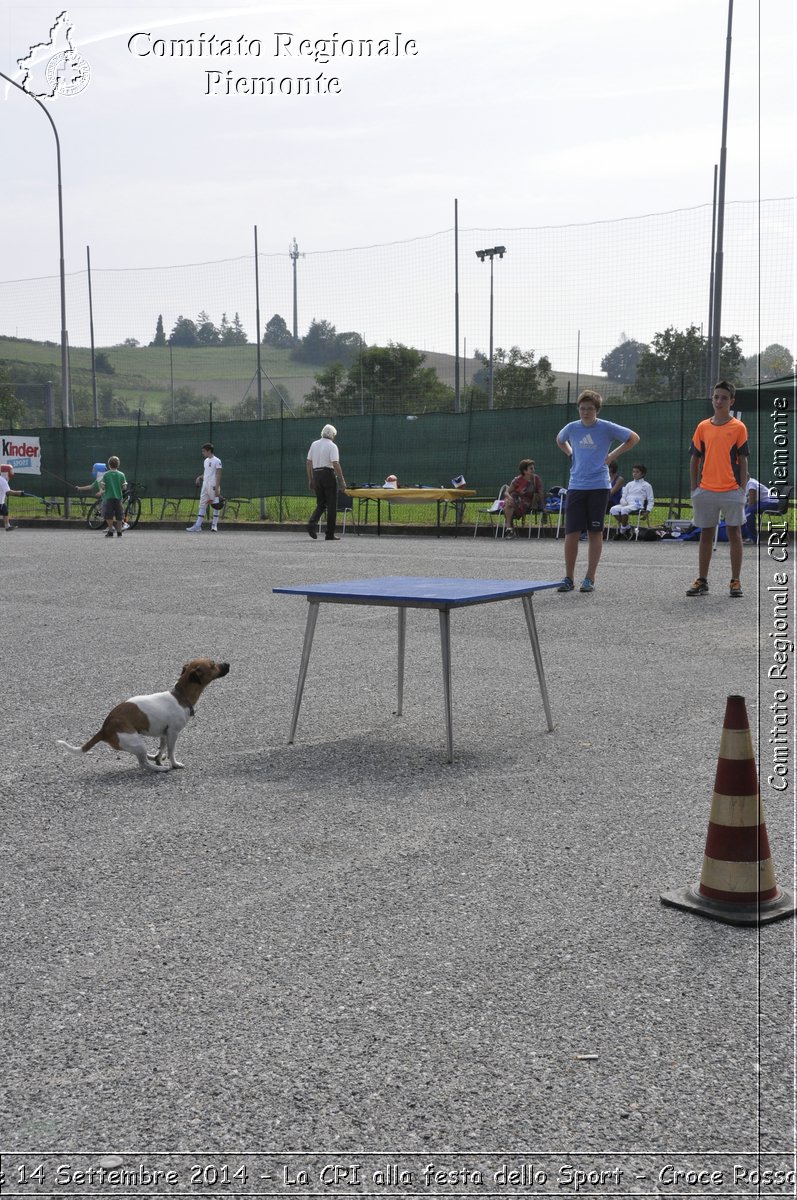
[0,0,795,367]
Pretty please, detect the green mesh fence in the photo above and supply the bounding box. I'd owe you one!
[8,387,791,519]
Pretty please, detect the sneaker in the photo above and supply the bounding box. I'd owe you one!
[557,576,575,592]
[210,525,218,532]
[5,524,14,531]
[729,578,743,598]
[116,531,122,538]
[186,524,202,533]
[325,535,341,541]
[307,523,318,540]
[105,530,114,538]
[686,577,709,596]
[121,522,130,532]
[579,577,595,592]
[504,527,515,539]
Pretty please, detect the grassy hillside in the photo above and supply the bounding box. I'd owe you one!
[1,335,618,422]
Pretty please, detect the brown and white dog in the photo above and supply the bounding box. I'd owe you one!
[58,658,230,771]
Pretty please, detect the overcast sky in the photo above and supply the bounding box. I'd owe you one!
[1,0,795,361]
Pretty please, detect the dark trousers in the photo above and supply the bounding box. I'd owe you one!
[309,468,338,537]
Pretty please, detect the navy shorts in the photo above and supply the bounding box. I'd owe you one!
[564,488,611,535]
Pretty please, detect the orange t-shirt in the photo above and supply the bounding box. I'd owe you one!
[690,416,749,492]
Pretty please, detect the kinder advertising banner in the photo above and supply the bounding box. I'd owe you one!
[1,435,41,474]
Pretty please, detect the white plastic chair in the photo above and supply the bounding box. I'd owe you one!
[473,485,509,538]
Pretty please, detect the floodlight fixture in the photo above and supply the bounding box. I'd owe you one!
[475,245,507,410]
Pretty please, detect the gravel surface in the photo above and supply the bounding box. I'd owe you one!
[1,526,792,1174]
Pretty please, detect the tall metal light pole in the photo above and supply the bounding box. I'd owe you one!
[0,69,70,426]
[709,0,734,392]
[475,245,506,410]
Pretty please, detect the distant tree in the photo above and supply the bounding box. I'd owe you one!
[169,315,199,347]
[223,312,248,346]
[292,319,363,366]
[0,363,25,426]
[303,343,453,417]
[600,335,647,384]
[94,350,115,374]
[629,324,743,402]
[122,337,140,348]
[740,343,794,383]
[195,310,220,346]
[151,314,167,347]
[263,313,293,348]
[302,362,349,418]
[472,346,557,407]
[159,385,217,423]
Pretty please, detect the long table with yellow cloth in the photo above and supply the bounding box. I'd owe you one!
[346,487,476,536]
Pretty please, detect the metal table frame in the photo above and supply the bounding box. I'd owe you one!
[274,576,559,762]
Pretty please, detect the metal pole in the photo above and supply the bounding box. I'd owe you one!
[289,237,301,343]
[0,70,70,427]
[706,165,718,395]
[454,198,460,413]
[168,339,175,422]
[87,246,98,426]
[488,254,494,410]
[254,226,269,518]
[709,0,734,389]
[254,226,264,421]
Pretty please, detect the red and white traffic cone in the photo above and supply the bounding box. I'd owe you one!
[661,695,795,926]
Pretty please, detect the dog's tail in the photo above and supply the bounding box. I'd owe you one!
[57,732,103,754]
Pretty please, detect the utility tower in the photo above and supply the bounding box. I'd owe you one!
[289,237,304,344]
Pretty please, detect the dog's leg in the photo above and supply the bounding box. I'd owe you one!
[121,732,170,772]
[165,729,185,770]
[148,735,169,765]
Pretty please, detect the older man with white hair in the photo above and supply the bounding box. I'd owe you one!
[306,423,348,540]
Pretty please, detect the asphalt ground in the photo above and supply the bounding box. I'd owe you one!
[1,524,793,1189]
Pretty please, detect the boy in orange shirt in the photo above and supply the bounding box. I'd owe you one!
[686,380,748,598]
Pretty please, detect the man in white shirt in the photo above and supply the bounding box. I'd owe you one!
[186,442,223,532]
[609,463,654,537]
[306,424,347,541]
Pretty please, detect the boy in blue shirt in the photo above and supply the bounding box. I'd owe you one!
[555,390,639,592]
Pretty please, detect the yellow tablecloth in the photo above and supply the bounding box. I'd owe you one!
[346,487,476,504]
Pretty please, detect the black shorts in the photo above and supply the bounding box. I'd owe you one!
[564,488,611,535]
[103,497,124,521]
[0,503,7,517]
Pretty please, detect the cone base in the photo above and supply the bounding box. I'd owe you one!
[661,885,796,926]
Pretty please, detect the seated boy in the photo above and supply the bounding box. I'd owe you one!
[609,463,654,537]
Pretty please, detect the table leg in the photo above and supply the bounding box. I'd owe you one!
[396,607,406,716]
[288,599,320,744]
[438,607,454,763]
[521,594,554,732]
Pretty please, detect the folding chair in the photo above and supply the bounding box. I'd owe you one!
[473,485,509,538]
[320,489,357,537]
[606,499,652,540]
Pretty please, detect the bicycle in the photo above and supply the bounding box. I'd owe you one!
[86,482,144,530]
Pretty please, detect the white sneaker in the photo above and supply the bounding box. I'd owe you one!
[186,524,202,532]
[210,525,218,532]
[122,522,130,532]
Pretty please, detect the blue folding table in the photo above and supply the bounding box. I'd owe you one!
[273,575,559,762]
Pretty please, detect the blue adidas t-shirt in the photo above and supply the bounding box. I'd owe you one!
[557,418,633,489]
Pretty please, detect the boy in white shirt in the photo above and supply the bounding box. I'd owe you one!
[186,443,223,532]
[609,463,654,537]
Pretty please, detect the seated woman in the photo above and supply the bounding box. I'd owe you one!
[609,463,654,537]
[503,458,544,538]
